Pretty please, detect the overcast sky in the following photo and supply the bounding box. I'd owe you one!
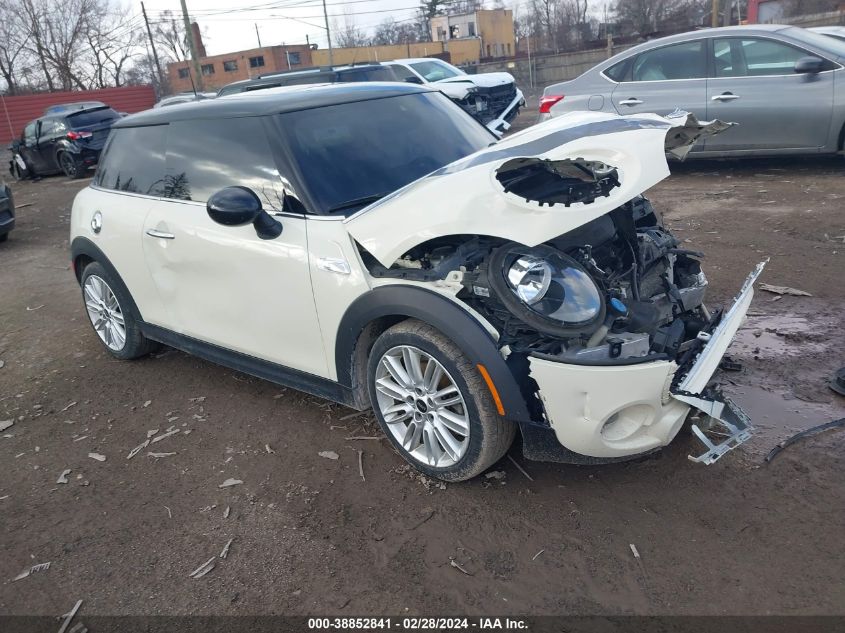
[138,0,542,55]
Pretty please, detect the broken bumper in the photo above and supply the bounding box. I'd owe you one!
[527,262,766,462]
[485,89,525,135]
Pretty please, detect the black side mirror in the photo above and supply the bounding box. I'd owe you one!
[207,186,282,240]
[404,76,423,84]
[794,56,825,74]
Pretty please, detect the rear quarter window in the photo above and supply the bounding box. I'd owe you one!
[95,126,167,195]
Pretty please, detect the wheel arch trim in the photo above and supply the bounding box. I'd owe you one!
[70,236,143,321]
[334,285,534,423]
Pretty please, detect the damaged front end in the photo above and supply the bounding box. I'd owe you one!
[345,110,757,465]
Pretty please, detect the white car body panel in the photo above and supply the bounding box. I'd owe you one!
[71,187,168,326]
[140,198,329,377]
[345,110,728,268]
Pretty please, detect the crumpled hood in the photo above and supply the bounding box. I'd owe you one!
[437,71,515,88]
[345,110,731,267]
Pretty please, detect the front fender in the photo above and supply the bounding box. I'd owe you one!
[335,285,536,424]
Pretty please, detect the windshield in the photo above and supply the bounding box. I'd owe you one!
[784,26,845,58]
[409,60,464,82]
[67,107,119,129]
[280,92,494,214]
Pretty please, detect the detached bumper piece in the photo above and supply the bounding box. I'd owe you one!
[674,390,753,464]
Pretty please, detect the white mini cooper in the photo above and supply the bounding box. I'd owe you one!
[70,83,762,481]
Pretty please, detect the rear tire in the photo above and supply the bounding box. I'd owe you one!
[59,152,86,179]
[0,233,8,242]
[80,262,158,360]
[367,319,515,482]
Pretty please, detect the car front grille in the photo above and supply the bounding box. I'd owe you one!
[475,83,517,121]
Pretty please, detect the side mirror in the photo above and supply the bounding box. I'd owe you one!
[794,56,825,74]
[207,186,282,240]
[404,76,423,84]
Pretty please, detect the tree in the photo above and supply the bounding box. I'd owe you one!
[371,18,424,46]
[334,10,368,48]
[0,1,32,94]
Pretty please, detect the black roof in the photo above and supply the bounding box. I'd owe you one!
[115,82,432,128]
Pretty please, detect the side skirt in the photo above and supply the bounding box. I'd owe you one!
[140,323,358,409]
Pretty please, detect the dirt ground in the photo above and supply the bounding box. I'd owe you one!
[1,109,844,622]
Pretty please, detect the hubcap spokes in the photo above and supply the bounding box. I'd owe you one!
[375,345,470,468]
[83,275,126,351]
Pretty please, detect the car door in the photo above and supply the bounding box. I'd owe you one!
[36,119,62,171]
[705,36,835,152]
[85,125,171,327]
[20,120,50,173]
[610,39,708,122]
[141,116,329,378]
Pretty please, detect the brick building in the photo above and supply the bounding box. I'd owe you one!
[167,44,314,93]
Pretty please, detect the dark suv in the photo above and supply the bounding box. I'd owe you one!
[217,64,404,97]
[9,103,121,180]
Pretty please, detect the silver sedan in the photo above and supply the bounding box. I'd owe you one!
[540,25,845,157]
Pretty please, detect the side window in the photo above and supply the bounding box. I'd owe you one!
[96,126,167,195]
[23,121,37,144]
[164,117,286,211]
[390,64,420,83]
[39,120,56,137]
[604,58,632,82]
[714,38,812,77]
[631,40,705,81]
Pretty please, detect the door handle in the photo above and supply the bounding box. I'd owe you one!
[145,228,175,240]
[711,92,740,102]
[619,98,643,106]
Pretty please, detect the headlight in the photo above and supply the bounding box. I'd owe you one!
[489,243,605,337]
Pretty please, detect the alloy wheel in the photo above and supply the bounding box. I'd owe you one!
[83,275,126,351]
[60,153,76,177]
[374,345,470,467]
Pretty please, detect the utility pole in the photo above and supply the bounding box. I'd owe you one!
[255,23,262,48]
[711,0,719,28]
[141,2,163,91]
[322,0,333,66]
[179,0,203,91]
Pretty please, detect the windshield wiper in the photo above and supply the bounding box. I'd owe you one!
[327,192,389,214]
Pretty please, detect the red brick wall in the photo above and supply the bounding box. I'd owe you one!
[0,85,156,145]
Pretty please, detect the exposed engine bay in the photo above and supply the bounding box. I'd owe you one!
[360,194,712,369]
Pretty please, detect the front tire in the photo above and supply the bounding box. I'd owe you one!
[367,319,515,482]
[80,262,157,359]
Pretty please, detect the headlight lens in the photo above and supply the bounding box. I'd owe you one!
[507,255,552,305]
[491,243,605,336]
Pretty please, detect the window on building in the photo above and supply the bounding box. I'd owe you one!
[201,63,215,75]
[249,55,265,68]
[178,68,189,79]
[164,117,285,211]
[468,22,476,36]
[486,44,491,57]
[288,51,301,65]
[507,43,511,56]
[223,60,238,72]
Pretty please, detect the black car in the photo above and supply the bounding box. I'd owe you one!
[9,103,121,180]
[216,64,405,97]
[0,181,14,243]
